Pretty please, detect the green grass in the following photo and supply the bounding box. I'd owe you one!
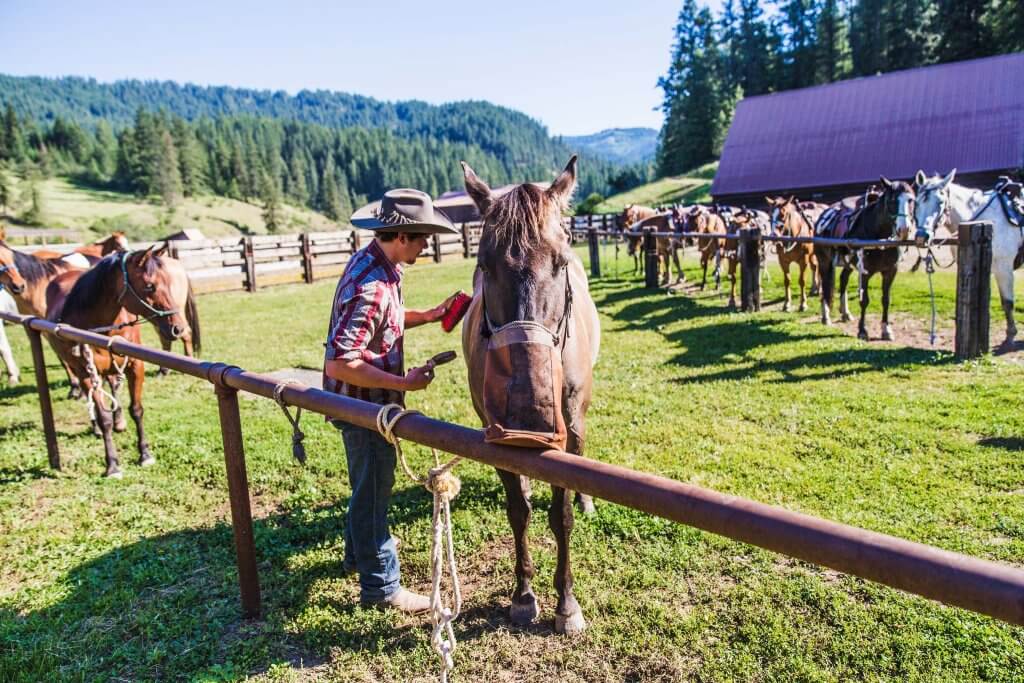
[594,162,718,213]
[1,246,1023,681]
[2,172,338,242]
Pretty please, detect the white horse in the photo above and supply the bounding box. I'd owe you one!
[915,169,1024,348]
[0,287,20,385]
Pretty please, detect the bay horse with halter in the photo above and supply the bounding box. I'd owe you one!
[153,255,202,375]
[461,156,600,635]
[677,205,727,290]
[766,197,825,311]
[915,169,1024,349]
[815,178,915,339]
[619,205,683,284]
[45,246,189,477]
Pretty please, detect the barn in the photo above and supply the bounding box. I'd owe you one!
[710,52,1024,207]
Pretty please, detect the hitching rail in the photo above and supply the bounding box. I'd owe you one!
[3,310,1024,626]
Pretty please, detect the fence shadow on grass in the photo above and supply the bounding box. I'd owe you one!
[0,471,540,681]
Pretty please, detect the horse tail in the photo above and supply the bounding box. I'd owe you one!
[184,280,201,356]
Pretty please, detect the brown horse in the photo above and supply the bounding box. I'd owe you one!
[766,197,825,311]
[462,156,600,635]
[678,205,727,290]
[153,255,202,375]
[619,205,682,283]
[32,232,129,264]
[45,247,190,477]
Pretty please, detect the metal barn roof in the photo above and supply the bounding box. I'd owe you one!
[710,53,1024,202]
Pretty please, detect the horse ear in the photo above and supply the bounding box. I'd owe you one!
[461,161,492,215]
[915,170,926,186]
[154,242,169,257]
[941,168,957,188]
[880,176,893,188]
[546,155,578,208]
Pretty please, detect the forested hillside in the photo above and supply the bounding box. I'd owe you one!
[561,128,658,165]
[0,77,654,226]
[657,0,1024,174]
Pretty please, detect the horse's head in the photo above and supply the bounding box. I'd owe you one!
[0,241,27,296]
[120,245,190,341]
[764,196,792,235]
[103,232,129,254]
[913,169,956,246]
[877,176,916,240]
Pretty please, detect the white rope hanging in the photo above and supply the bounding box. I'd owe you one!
[375,403,463,683]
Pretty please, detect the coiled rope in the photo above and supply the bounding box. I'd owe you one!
[273,380,307,465]
[376,403,463,683]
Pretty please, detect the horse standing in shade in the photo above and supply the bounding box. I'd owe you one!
[915,170,1024,349]
[815,178,916,339]
[45,246,190,477]
[766,197,825,311]
[462,156,600,635]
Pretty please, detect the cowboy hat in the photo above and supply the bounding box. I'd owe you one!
[350,188,458,234]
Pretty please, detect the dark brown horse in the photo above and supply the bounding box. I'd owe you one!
[45,246,190,477]
[766,197,825,311]
[815,177,915,339]
[462,156,600,635]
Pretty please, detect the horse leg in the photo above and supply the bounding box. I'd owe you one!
[809,254,820,297]
[700,253,709,290]
[728,258,738,309]
[673,245,685,284]
[994,258,1018,347]
[87,376,122,478]
[797,260,808,312]
[63,359,82,400]
[781,261,792,312]
[109,375,127,432]
[659,252,669,286]
[126,359,154,466]
[880,267,897,341]
[818,251,834,325]
[497,469,538,625]
[0,323,18,385]
[157,335,173,377]
[550,480,584,634]
[713,250,722,291]
[857,271,871,340]
[838,265,853,322]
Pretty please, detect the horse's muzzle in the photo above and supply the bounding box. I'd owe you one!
[170,323,188,340]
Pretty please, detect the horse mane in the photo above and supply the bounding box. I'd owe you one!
[59,254,122,321]
[481,183,563,262]
[3,242,64,285]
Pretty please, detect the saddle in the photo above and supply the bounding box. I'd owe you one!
[995,176,1024,228]
[815,195,863,239]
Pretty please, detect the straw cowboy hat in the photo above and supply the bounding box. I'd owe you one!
[350,188,458,234]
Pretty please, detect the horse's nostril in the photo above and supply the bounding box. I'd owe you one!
[171,324,185,339]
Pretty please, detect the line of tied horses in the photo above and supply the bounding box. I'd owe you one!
[0,226,200,478]
[611,170,1024,345]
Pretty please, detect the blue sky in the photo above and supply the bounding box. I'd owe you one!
[0,0,725,136]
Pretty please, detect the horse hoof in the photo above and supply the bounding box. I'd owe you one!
[113,417,128,433]
[798,303,807,312]
[7,375,19,387]
[857,329,869,341]
[841,314,851,323]
[881,329,895,342]
[576,494,596,515]
[139,454,156,468]
[510,596,539,625]
[157,367,170,377]
[782,303,790,312]
[91,422,102,437]
[105,469,124,479]
[555,610,587,636]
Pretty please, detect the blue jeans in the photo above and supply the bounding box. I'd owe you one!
[334,419,401,603]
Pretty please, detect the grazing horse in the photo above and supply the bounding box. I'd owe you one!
[816,178,915,339]
[461,156,600,635]
[32,232,129,264]
[0,240,88,397]
[679,205,727,290]
[766,197,825,311]
[915,170,1024,348]
[0,288,19,385]
[45,247,189,478]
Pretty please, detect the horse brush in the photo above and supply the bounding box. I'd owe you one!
[441,291,472,332]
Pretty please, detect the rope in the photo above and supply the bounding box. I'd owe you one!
[81,344,120,423]
[376,403,462,683]
[925,252,938,346]
[273,380,307,465]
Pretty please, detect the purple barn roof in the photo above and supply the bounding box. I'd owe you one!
[711,53,1024,203]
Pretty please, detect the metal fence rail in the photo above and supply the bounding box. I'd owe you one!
[2,309,1023,626]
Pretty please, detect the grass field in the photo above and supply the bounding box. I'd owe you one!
[2,172,337,242]
[1,246,1023,681]
[594,162,718,213]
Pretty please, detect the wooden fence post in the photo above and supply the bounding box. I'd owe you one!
[243,237,256,293]
[644,228,659,289]
[432,233,442,263]
[351,229,361,253]
[955,221,993,360]
[739,228,761,312]
[299,233,314,284]
[588,227,601,279]
[214,381,262,619]
[25,324,60,470]
[461,223,470,259]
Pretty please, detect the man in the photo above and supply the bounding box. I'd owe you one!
[323,188,458,613]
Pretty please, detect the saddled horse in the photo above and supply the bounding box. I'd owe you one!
[727,205,773,284]
[32,232,129,264]
[45,246,190,477]
[677,205,727,290]
[815,178,915,339]
[619,205,683,283]
[462,156,600,635]
[766,197,825,311]
[915,170,1024,348]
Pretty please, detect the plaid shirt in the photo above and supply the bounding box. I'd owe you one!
[323,239,405,406]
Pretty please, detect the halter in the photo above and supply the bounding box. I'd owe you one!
[0,262,18,277]
[117,250,178,319]
[480,265,574,348]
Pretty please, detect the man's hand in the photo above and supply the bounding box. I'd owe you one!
[402,365,435,391]
[427,292,460,322]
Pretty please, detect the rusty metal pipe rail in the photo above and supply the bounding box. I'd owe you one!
[572,228,958,251]
[4,309,1024,626]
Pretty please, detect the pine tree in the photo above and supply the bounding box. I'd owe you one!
[736,0,773,95]
[154,129,182,206]
[20,176,44,225]
[931,0,994,63]
[171,117,204,197]
[1,105,26,163]
[886,0,935,70]
[91,120,117,180]
[850,0,887,75]
[259,171,282,233]
[990,0,1024,51]
[815,0,851,82]
[778,0,820,88]
[0,173,11,215]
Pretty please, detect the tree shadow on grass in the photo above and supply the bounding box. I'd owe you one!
[977,436,1024,452]
[0,472,531,682]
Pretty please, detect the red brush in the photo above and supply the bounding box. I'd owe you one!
[441,291,473,333]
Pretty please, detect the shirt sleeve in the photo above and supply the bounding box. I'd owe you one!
[326,282,383,362]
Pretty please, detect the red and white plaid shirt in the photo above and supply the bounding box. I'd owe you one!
[323,239,405,406]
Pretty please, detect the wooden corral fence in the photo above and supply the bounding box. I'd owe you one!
[573,222,994,361]
[3,309,1024,629]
